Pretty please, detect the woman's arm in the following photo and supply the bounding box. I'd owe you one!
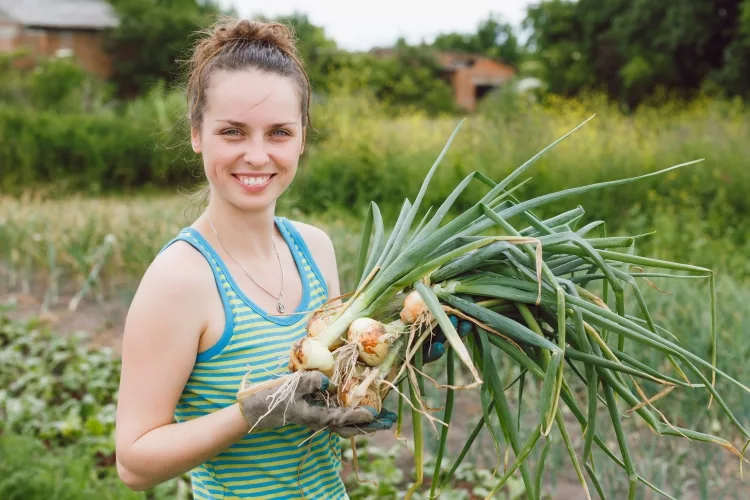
[115,242,250,491]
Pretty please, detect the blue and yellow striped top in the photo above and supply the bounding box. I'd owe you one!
[161,217,347,499]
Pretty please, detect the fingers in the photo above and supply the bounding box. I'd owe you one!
[331,409,397,438]
[457,319,474,338]
[423,340,445,363]
[296,371,330,394]
[375,408,397,421]
[315,405,377,428]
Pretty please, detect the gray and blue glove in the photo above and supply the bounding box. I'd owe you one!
[422,315,475,363]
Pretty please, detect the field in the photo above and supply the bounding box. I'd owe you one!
[2,94,750,499]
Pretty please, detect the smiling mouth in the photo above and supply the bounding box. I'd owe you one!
[233,174,276,187]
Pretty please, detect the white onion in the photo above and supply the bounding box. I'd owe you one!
[348,317,389,366]
[400,289,428,324]
[288,337,335,377]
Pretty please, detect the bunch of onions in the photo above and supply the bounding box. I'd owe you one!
[238,117,750,500]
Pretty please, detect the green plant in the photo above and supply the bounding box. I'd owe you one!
[0,305,188,498]
[340,439,527,499]
[0,432,180,500]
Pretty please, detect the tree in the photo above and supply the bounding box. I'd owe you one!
[708,0,750,98]
[523,0,593,96]
[364,44,459,115]
[522,0,750,105]
[432,13,522,67]
[103,0,221,97]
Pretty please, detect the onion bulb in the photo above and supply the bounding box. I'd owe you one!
[348,317,389,366]
[400,289,428,324]
[306,310,344,350]
[338,368,382,412]
[288,337,335,377]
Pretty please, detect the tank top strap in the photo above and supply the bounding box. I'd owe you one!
[157,229,236,343]
[275,216,329,300]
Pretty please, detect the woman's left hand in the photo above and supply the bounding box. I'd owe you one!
[422,315,475,363]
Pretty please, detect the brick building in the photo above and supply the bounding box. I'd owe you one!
[436,52,516,112]
[0,0,119,79]
[372,48,516,112]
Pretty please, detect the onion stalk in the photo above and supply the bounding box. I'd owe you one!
[236,116,748,499]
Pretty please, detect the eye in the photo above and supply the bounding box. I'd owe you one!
[221,129,242,137]
[271,128,291,137]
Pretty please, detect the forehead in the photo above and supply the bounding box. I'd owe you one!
[204,69,300,123]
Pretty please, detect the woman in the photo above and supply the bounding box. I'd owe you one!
[114,17,395,499]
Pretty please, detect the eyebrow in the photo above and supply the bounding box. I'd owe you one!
[215,119,298,128]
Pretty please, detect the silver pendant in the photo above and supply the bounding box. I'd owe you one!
[277,302,286,314]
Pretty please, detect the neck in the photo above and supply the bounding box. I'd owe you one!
[198,196,279,262]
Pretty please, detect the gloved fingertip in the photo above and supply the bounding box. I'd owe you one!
[457,320,474,337]
[379,409,398,420]
[319,374,330,392]
[362,406,379,417]
[449,315,458,329]
[378,418,395,429]
[424,341,445,363]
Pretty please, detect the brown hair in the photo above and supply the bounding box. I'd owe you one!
[185,17,311,131]
[182,17,311,211]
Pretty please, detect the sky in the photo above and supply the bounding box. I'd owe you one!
[217,0,534,52]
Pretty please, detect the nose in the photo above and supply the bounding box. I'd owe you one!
[242,135,270,167]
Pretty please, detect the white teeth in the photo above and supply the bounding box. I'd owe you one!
[239,176,271,186]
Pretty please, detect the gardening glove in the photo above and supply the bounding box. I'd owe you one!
[326,407,399,438]
[238,371,377,433]
[422,315,475,363]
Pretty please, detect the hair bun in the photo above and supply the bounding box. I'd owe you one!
[185,16,311,131]
[214,19,297,56]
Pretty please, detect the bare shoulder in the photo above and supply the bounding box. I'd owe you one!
[123,239,214,347]
[136,239,215,305]
[288,220,339,294]
[290,220,335,253]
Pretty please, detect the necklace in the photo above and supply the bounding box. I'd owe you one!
[207,213,286,314]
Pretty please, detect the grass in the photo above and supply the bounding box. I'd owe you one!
[0,193,365,308]
[1,189,747,304]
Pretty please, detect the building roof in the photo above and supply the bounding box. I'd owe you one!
[370,47,515,74]
[0,0,119,30]
[436,51,514,73]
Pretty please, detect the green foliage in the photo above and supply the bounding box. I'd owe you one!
[0,51,113,112]
[523,0,750,105]
[103,0,220,97]
[0,306,183,498]
[0,313,119,452]
[90,0,750,112]
[0,84,196,194]
[363,43,459,115]
[0,432,177,500]
[340,439,527,499]
[432,12,522,67]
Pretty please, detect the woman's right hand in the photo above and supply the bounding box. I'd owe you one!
[237,371,376,432]
[237,371,399,438]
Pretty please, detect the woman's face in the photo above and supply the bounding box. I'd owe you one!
[191,69,304,213]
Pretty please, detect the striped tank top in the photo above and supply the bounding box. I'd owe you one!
[160,217,347,499]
